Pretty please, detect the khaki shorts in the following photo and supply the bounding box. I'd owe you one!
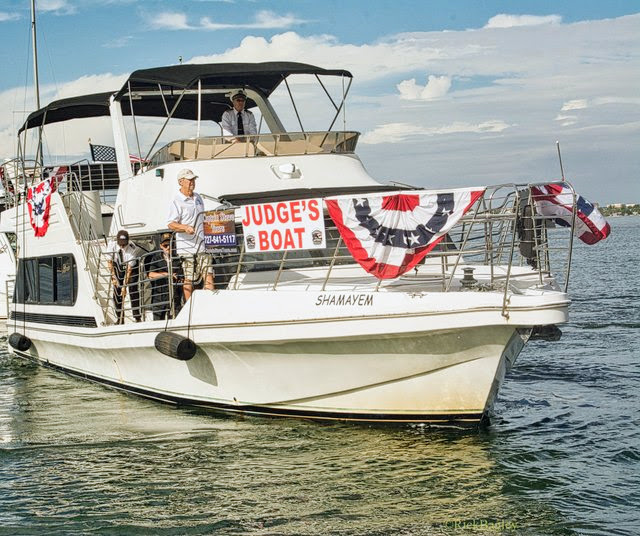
[180,254,213,283]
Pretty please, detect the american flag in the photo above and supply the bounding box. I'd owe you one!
[90,143,117,162]
[90,143,147,165]
[531,182,610,245]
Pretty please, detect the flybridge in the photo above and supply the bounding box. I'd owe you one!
[16,62,356,185]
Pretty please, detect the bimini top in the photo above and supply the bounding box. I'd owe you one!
[19,92,113,133]
[117,62,351,96]
[19,62,352,133]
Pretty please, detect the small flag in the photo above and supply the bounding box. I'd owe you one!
[325,188,485,279]
[531,182,611,245]
[90,143,116,162]
[43,166,68,183]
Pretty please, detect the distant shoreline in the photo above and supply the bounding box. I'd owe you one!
[599,204,639,217]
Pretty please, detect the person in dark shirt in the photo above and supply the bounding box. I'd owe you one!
[107,229,142,324]
[145,233,182,320]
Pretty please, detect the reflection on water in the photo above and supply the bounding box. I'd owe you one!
[1,218,639,535]
[0,352,567,535]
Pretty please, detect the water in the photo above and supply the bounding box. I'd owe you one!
[1,218,638,535]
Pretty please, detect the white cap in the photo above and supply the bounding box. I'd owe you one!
[231,90,247,101]
[177,168,198,181]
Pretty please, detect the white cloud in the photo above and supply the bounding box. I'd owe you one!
[38,0,76,14]
[397,75,452,100]
[150,10,308,31]
[0,11,20,22]
[361,120,511,144]
[484,14,562,29]
[103,35,134,49]
[1,14,638,203]
[554,114,578,126]
[561,99,589,111]
[150,12,191,30]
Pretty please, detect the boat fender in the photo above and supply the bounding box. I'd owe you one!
[154,331,197,361]
[517,201,539,268]
[530,325,562,342]
[8,333,32,352]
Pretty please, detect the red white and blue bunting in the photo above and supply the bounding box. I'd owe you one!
[325,188,485,279]
[27,175,57,237]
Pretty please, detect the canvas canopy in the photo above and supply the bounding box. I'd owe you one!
[19,62,352,133]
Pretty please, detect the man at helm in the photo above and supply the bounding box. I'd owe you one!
[221,90,257,137]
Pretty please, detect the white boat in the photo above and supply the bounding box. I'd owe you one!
[3,62,575,424]
[0,159,19,329]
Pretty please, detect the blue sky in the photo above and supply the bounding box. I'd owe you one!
[1,0,639,203]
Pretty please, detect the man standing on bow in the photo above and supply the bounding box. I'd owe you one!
[221,90,257,137]
[167,169,214,301]
[107,229,142,324]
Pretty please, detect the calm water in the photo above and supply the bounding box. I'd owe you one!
[1,218,638,535]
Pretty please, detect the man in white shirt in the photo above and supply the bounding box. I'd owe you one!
[221,90,257,137]
[107,229,142,323]
[167,168,214,300]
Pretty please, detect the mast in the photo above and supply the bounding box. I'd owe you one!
[30,0,41,109]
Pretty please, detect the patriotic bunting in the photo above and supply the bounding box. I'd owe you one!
[531,182,610,245]
[325,188,485,279]
[27,176,57,237]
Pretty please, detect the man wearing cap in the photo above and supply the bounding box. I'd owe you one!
[107,229,143,324]
[221,90,257,137]
[146,233,183,320]
[167,169,214,300]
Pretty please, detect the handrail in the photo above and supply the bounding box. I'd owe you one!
[70,181,575,325]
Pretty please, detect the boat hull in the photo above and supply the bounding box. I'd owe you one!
[11,323,527,424]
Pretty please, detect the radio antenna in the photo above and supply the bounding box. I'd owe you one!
[556,141,566,181]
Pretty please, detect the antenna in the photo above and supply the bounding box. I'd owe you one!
[30,0,41,110]
[556,141,565,181]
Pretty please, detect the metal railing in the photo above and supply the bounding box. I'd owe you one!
[58,171,110,308]
[90,182,575,325]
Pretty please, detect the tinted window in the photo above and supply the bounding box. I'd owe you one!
[14,255,77,306]
[24,259,38,303]
[56,256,74,304]
[38,258,55,303]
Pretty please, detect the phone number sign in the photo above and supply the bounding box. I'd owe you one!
[241,198,326,252]
[203,209,237,252]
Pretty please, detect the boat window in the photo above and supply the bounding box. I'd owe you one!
[6,232,17,255]
[56,255,76,304]
[14,259,38,303]
[14,255,78,306]
[38,258,55,303]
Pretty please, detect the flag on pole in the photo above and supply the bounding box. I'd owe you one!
[325,188,485,279]
[90,143,117,162]
[531,182,610,245]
